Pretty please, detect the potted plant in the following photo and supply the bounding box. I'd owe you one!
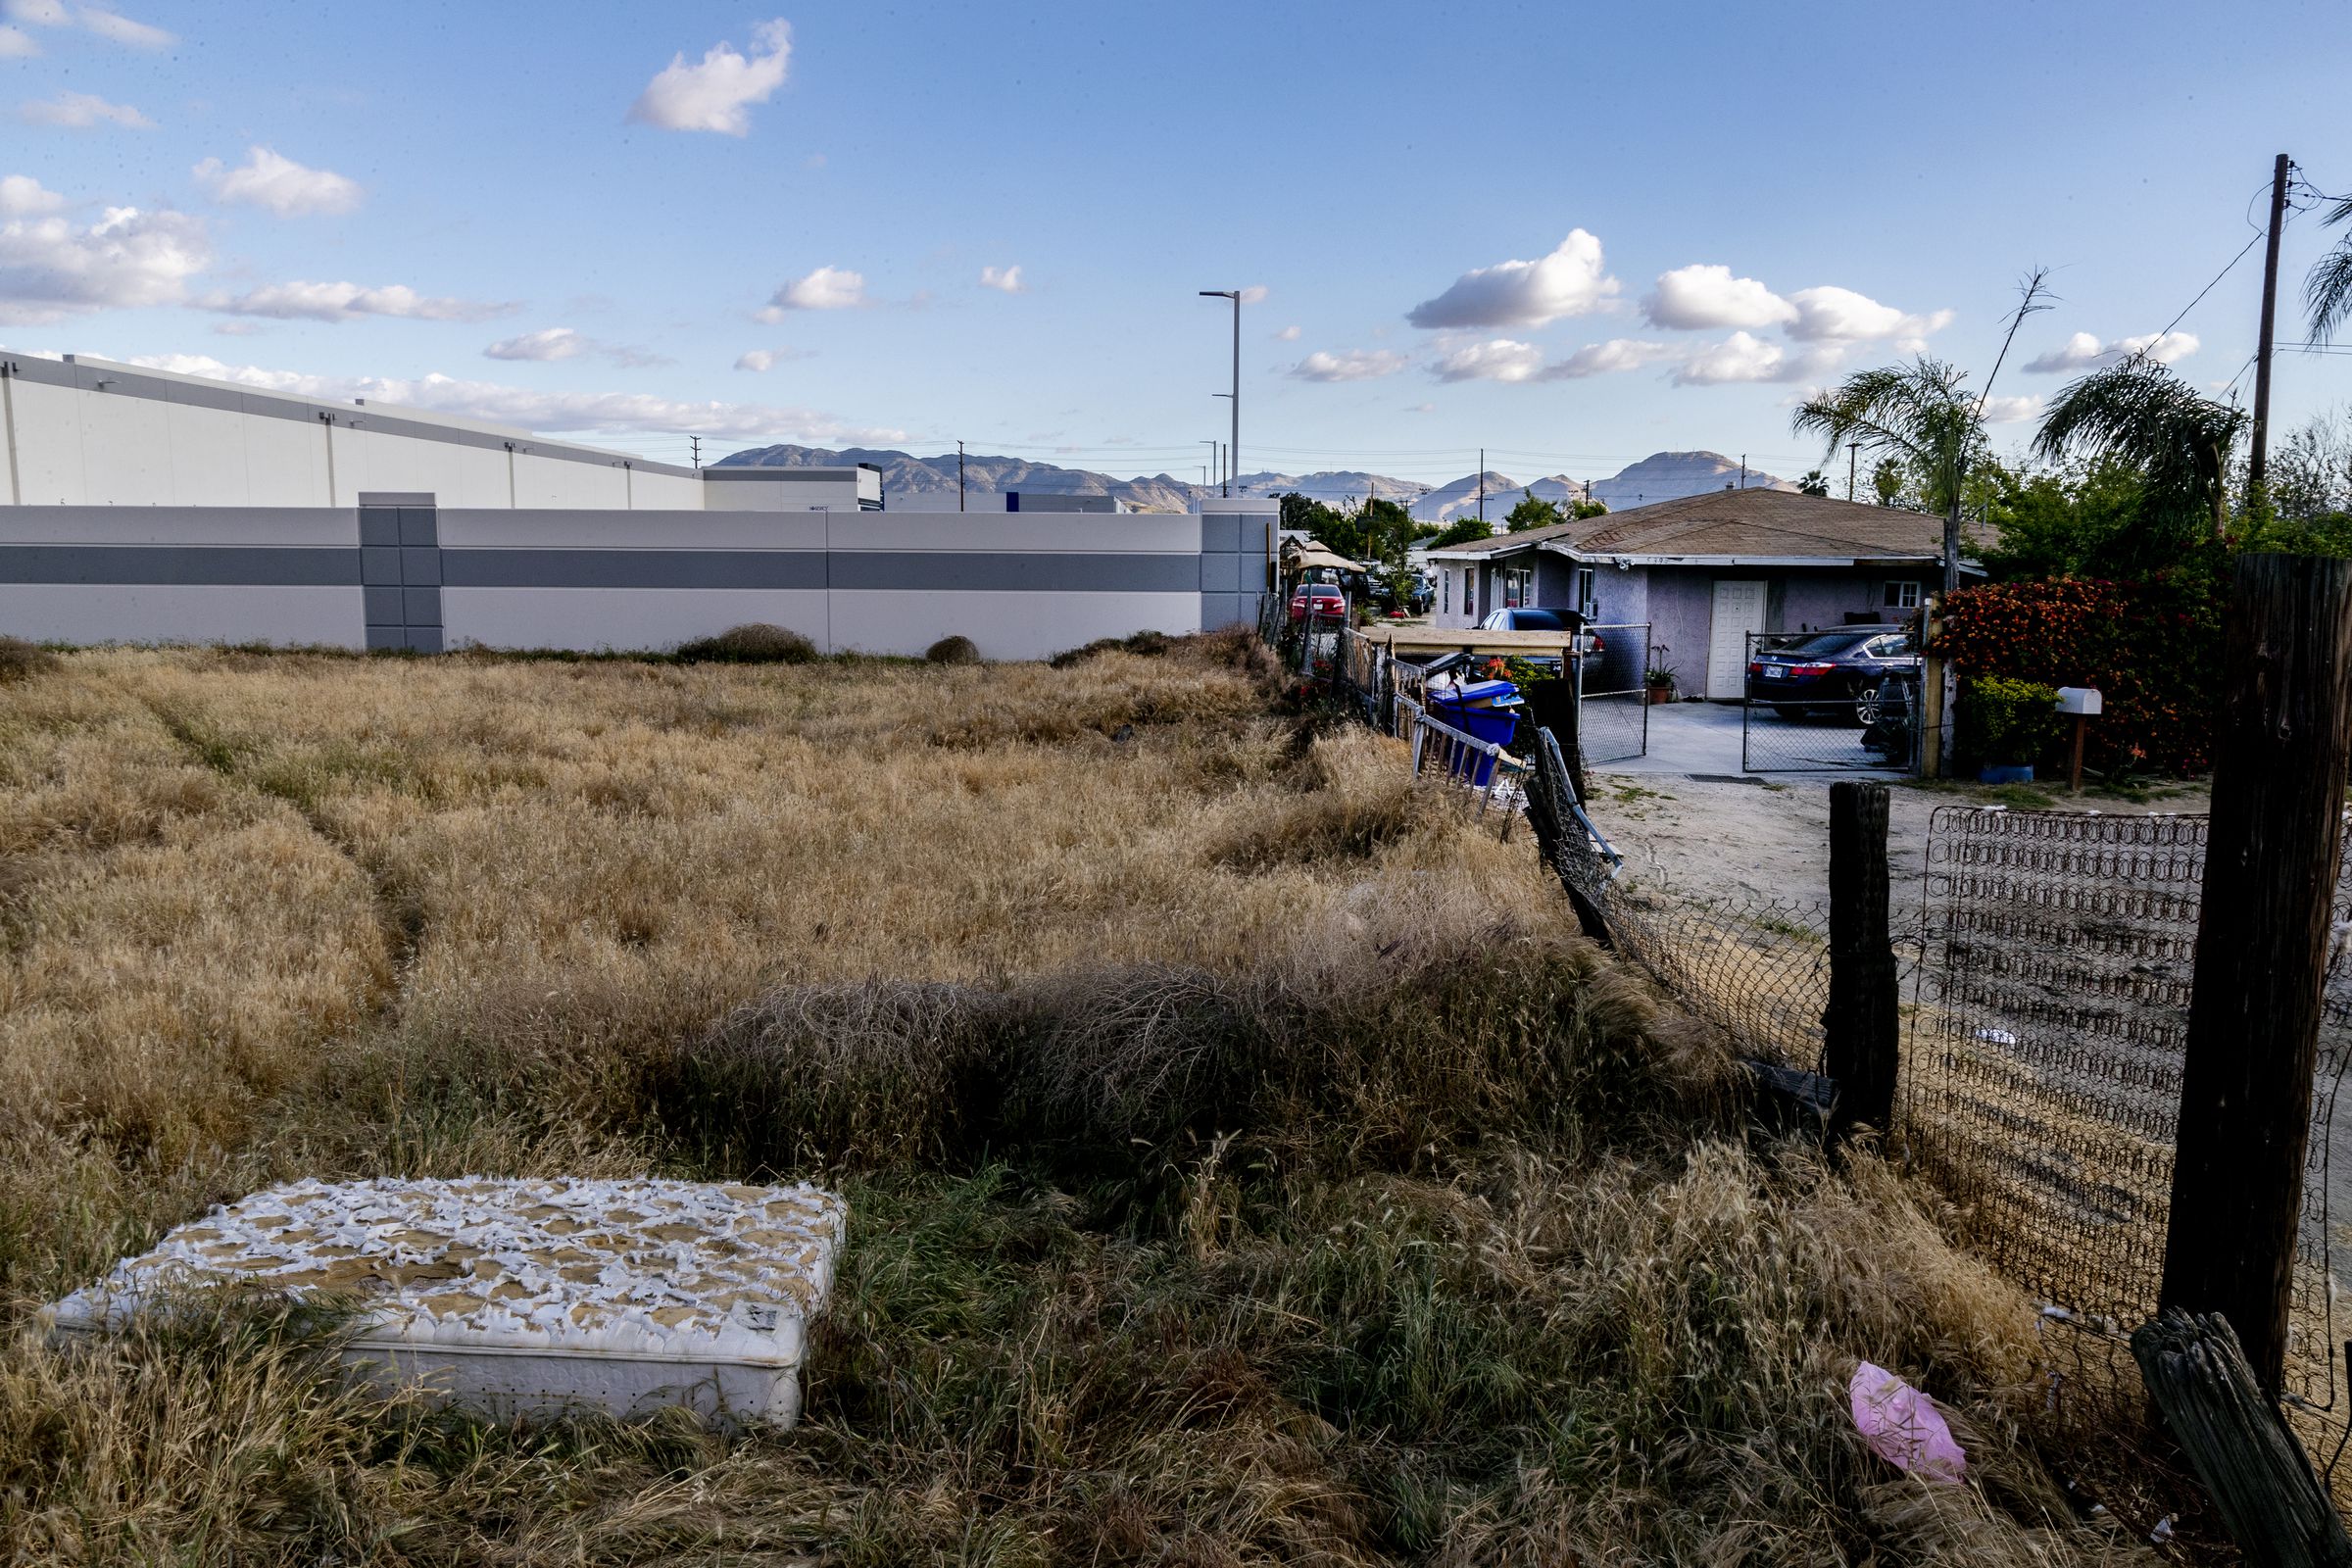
[1960,675,2062,784]
[1644,654,1679,706]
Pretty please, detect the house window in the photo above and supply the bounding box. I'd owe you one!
[1441,567,1450,615]
[1501,565,1534,609]
[1883,579,1921,610]
[1574,565,1596,618]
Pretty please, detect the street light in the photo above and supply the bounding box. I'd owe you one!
[1202,438,1219,495]
[1200,289,1240,497]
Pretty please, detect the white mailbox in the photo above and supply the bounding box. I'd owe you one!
[2055,686,2103,716]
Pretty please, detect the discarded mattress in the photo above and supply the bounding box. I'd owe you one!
[47,1175,847,1430]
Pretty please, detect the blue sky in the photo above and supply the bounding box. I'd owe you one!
[4,0,2350,486]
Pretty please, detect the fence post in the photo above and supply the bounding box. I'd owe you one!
[2160,553,2352,1396]
[1823,780,1899,1144]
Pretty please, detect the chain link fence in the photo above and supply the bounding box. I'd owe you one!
[1740,629,1922,774]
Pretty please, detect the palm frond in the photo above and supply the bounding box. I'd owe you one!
[2306,204,2352,345]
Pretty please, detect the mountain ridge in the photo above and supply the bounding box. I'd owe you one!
[715,444,1790,518]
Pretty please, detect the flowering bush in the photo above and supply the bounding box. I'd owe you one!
[1938,574,2221,774]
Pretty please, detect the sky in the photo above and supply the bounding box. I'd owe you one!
[4,0,2351,488]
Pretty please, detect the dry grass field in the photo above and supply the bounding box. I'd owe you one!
[0,633,2170,1565]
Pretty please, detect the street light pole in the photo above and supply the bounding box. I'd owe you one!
[1200,289,1241,496]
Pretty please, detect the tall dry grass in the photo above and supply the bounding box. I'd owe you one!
[0,634,2178,1563]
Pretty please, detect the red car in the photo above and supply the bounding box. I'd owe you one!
[1288,584,1346,622]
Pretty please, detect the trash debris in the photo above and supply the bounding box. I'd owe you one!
[1849,1361,1967,1483]
[1974,1027,2020,1046]
[2150,1514,2175,1544]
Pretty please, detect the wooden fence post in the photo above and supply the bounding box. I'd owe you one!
[1823,780,1900,1143]
[2160,553,2352,1396]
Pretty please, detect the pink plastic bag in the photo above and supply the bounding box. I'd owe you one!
[1849,1361,1966,1484]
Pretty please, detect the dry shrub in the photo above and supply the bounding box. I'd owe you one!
[673,622,816,663]
[923,634,980,665]
[1049,627,1175,668]
[0,636,57,684]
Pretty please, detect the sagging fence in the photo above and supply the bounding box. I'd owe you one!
[1270,561,2352,1497]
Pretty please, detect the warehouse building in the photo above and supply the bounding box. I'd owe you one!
[0,354,1269,659]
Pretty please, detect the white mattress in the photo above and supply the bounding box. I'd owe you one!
[47,1175,848,1430]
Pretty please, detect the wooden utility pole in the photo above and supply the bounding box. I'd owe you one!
[2160,553,2352,1395]
[1846,441,1860,503]
[2250,153,2293,505]
[957,439,966,512]
[1822,781,1900,1143]
[1477,448,1486,529]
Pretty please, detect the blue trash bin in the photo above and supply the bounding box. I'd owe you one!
[1427,679,1521,785]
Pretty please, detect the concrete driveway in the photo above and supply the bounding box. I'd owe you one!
[1591,700,1904,779]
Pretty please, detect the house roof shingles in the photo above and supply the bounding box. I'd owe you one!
[1429,489,1978,564]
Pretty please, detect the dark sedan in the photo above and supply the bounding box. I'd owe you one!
[1745,627,1918,723]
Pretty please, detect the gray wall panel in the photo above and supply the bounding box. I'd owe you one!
[400,546,443,585]
[0,506,357,546]
[364,586,403,623]
[0,545,359,585]
[444,549,829,590]
[828,552,1200,593]
[1200,514,1241,553]
[361,547,402,585]
[0,583,364,647]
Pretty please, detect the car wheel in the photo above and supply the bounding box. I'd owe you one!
[1854,691,1882,727]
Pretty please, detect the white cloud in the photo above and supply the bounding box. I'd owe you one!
[483,326,585,362]
[1674,330,1803,386]
[2114,330,2198,365]
[0,0,67,25]
[0,173,65,216]
[1273,324,1299,341]
[1406,229,1617,329]
[18,90,152,127]
[199,279,513,323]
[1541,337,1676,379]
[193,146,361,217]
[1239,284,1269,305]
[1978,394,2044,424]
[1431,338,1544,383]
[121,353,907,446]
[0,23,37,55]
[978,264,1023,293]
[77,5,171,47]
[1291,348,1407,382]
[762,265,863,314]
[1643,264,1795,330]
[735,346,808,371]
[2025,328,2198,373]
[627,18,791,136]
[0,201,206,322]
[1785,285,1952,347]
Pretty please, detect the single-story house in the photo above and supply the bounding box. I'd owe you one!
[1424,489,1984,700]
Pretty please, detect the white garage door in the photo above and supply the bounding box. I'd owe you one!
[1706,579,1765,699]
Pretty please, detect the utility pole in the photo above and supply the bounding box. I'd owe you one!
[1739,454,1747,489]
[1477,448,1486,529]
[1200,289,1242,496]
[1846,441,1860,503]
[690,435,702,470]
[2249,152,2293,505]
[957,440,966,512]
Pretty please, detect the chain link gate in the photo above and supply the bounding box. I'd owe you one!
[1575,622,1650,766]
[1740,628,1922,773]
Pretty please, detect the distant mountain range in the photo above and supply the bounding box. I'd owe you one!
[715,444,1791,520]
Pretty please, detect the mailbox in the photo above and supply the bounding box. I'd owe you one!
[2055,686,2103,716]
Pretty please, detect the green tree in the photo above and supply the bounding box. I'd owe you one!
[1794,358,1987,594]
[1796,469,1831,497]
[2307,196,2352,347]
[1871,457,1909,508]
[1425,514,1497,550]
[1504,489,1566,533]
[2032,357,2245,550]
[1978,457,2150,578]
[1568,495,1609,519]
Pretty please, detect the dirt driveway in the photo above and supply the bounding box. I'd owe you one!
[1586,703,2208,910]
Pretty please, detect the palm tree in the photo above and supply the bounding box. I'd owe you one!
[1796,469,1831,496]
[1792,358,1984,595]
[2308,196,2352,344]
[2033,357,2245,546]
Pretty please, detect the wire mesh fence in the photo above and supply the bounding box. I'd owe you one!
[1898,806,2352,1443]
[1522,729,1844,1069]
[1577,623,1650,767]
[1740,630,1921,774]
